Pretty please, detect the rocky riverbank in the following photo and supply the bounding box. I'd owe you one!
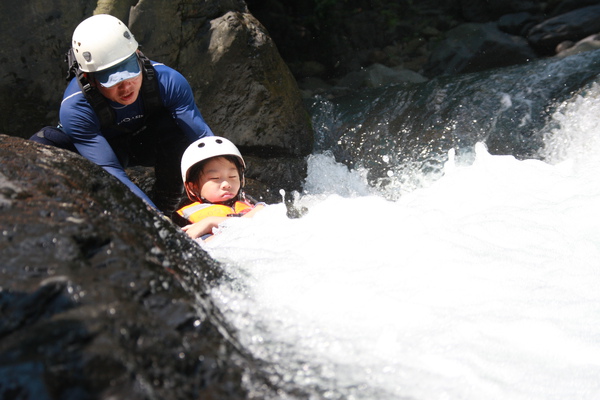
[246,0,600,97]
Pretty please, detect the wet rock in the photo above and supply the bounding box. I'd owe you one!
[556,33,600,57]
[129,5,313,159]
[424,22,537,77]
[527,4,600,53]
[549,0,600,16]
[0,135,279,399]
[459,0,542,23]
[498,12,543,36]
[335,64,428,91]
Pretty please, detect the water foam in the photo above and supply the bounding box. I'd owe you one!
[201,83,600,399]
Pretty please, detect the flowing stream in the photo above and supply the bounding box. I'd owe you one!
[201,51,600,399]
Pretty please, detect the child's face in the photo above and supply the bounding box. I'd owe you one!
[191,157,241,203]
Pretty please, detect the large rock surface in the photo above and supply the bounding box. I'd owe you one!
[0,135,284,399]
[424,22,537,77]
[128,2,312,156]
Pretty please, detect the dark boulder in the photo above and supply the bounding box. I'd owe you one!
[0,135,281,399]
[424,22,537,77]
[549,0,600,16]
[498,12,543,37]
[128,3,313,158]
[459,0,542,23]
[527,4,600,53]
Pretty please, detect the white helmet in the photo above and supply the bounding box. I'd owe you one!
[180,136,246,182]
[72,14,138,73]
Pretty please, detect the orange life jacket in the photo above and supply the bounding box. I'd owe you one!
[176,200,254,224]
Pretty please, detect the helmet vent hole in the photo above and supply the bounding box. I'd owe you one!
[216,139,223,144]
[198,143,205,148]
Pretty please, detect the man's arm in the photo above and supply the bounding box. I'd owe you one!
[60,89,159,209]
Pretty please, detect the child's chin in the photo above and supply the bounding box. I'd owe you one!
[210,196,232,203]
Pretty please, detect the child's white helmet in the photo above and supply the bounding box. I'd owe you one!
[72,14,138,73]
[180,136,246,182]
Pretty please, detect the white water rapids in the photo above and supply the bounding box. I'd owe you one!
[200,83,600,399]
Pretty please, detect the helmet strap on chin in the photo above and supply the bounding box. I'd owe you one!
[185,181,202,204]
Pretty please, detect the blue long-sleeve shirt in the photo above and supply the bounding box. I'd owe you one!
[59,61,213,208]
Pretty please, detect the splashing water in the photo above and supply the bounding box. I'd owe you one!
[201,83,600,399]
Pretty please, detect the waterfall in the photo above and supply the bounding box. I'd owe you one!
[200,50,600,399]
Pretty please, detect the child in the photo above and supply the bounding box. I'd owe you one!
[175,136,265,240]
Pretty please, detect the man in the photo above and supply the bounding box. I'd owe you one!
[31,14,214,215]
